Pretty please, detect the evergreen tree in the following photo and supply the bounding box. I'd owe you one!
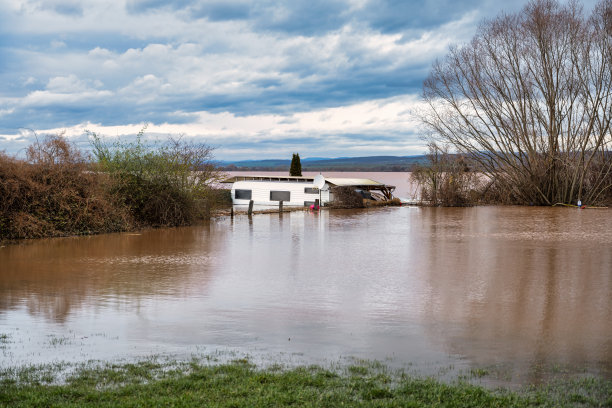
[289,153,302,176]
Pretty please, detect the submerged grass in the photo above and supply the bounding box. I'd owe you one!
[1,359,610,407]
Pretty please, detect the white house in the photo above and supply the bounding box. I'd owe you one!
[222,174,395,206]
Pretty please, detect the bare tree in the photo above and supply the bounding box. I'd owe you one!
[420,0,612,205]
[89,130,226,226]
[412,142,481,206]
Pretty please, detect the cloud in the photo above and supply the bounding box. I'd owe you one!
[358,0,481,33]
[46,74,103,92]
[126,0,193,14]
[0,0,541,158]
[184,1,252,21]
[47,1,84,16]
[123,0,491,36]
[0,94,424,159]
[10,0,85,16]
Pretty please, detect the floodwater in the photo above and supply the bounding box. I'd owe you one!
[1,206,611,385]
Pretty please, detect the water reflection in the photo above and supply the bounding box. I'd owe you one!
[0,225,223,322]
[418,207,612,382]
[0,207,610,383]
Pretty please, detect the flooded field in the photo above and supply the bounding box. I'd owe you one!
[1,206,611,385]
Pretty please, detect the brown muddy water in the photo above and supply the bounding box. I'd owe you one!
[0,206,611,385]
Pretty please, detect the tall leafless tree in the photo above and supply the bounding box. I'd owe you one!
[420,0,612,205]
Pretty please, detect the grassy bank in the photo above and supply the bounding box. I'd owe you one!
[1,359,611,407]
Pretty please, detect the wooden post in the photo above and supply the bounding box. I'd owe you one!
[230,206,234,218]
[279,201,283,212]
[248,200,254,215]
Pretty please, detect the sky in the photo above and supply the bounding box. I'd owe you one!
[0,0,592,160]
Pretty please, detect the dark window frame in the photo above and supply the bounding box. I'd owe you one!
[270,190,291,201]
[304,187,319,194]
[234,189,252,199]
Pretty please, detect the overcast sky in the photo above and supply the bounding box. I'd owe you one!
[0,0,592,160]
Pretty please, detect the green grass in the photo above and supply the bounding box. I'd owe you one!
[0,359,610,407]
[46,334,74,347]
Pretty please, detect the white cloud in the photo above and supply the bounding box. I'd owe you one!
[46,74,102,93]
[88,47,113,58]
[22,89,113,107]
[1,94,425,159]
[50,40,66,48]
[0,0,527,158]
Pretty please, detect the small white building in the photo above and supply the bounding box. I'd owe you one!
[222,174,395,206]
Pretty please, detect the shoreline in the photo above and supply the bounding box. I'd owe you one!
[3,203,611,246]
[1,201,408,245]
[1,357,610,407]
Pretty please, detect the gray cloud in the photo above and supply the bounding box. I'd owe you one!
[189,1,252,21]
[0,0,540,158]
[126,0,193,14]
[124,0,493,35]
[359,0,482,32]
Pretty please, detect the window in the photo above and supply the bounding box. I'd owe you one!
[234,189,252,199]
[304,201,315,207]
[270,190,290,201]
[304,187,319,194]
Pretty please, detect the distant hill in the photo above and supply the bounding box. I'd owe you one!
[217,155,427,172]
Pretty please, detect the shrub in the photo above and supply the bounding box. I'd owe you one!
[0,135,131,240]
[201,188,233,217]
[330,186,365,208]
[411,143,482,207]
[89,129,224,227]
[365,197,402,207]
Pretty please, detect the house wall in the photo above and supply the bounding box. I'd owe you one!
[231,180,327,206]
[322,189,331,203]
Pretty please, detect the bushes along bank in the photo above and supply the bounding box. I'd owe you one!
[0,133,227,241]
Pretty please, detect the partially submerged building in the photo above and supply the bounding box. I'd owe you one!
[222,174,396,206]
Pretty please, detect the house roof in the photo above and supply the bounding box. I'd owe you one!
[222,175,315,183]
[222,175,395,191]
[324,178,385,187]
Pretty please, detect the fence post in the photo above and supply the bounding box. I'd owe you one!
[248,200,254,216]
[279,201,283,213]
